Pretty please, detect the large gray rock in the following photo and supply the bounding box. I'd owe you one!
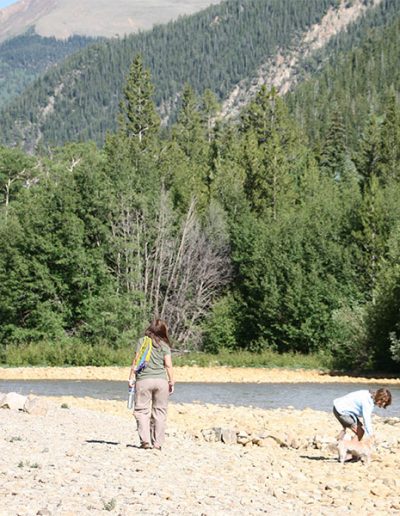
[0,392,27,410]
[221,428,237,445]
[24,396,49,416]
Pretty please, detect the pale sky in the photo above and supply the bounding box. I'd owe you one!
[0,0,19,8]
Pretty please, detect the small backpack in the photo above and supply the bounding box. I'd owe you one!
[133,335,153,373]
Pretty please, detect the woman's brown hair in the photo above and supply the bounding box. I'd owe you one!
[145,319,170,347]
[373,388,392,408]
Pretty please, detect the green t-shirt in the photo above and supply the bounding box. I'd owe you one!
[135,337,171,381]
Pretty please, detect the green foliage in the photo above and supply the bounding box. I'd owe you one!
[0,142,122,345]
[351,176,391,298]
[0,146,35,207]
[2,341,133,366]
[328,305,372,371]
[240,87,308,218]
[363,223,400,370]
[0,0,400,373]
[378,88,400,183]
[202,295,237,353]
[319,107,348,180]
[173,348,333,370]
[118,55,160,147]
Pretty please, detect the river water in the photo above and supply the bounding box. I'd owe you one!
[0,380,399,415]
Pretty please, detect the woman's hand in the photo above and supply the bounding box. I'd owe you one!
[128,379,135,388]
[164,354,174,395]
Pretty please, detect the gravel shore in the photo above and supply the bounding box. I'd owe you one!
[1,367,399,514]
[2,391,400,515]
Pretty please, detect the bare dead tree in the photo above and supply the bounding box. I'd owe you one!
[109,189,230,346]
[157,197,231,347]
[3,169,26,211]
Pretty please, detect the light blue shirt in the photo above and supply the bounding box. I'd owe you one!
[333,390,374,435]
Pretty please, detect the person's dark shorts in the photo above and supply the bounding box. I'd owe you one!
[333,406,360,429]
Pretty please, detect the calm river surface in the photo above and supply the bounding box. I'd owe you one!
[0,380,399,415]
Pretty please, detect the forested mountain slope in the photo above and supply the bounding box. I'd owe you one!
[220,0,395,118]
[1,0,398,151]
[287,0,400,149]
[0,31,95,109]
[0,0,342,150]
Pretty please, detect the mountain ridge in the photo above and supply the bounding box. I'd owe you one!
[0,0,223,42]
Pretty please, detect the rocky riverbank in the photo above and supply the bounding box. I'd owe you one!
[2,392,400,515]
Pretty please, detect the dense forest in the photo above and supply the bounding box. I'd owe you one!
[0,0,340,149]
[287,0,400,150]
[0,0,399,370]
[1,0,399,152]
[1,46,400,371]
[0,31,95,109]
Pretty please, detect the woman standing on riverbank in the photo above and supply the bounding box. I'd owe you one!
[128,319,175,450]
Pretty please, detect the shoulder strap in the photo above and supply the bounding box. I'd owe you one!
[134,336,153,373]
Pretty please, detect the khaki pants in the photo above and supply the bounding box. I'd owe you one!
[134,378,169,447]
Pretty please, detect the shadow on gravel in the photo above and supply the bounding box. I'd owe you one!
[85,439,120,445]
[300,455,335,462]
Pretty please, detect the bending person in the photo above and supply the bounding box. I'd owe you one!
[333,388,392,441]
[128,319,175,450]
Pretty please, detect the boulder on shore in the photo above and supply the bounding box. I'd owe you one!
[0,392,27,410]
[24,396,49,416]
[0,392,49,415]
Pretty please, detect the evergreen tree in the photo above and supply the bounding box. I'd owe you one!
[364,222,400,371]
[355,113,383,190]
[319,105,347,180]
[118,54,160,148]
[240,86,306,219]
[169,84,210,209]
[351,175,388,300]
[0,143,116,344]
[378,89,400,183]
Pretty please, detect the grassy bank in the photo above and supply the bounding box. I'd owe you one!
[173,348,332,370]
[0,341,332,370]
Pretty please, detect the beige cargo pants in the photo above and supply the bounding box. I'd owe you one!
[134,378,169,448]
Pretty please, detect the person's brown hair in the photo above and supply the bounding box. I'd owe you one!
[373,388,392,408]
[145,319,170,347]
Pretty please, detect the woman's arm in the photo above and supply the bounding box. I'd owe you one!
[362,403,373,436]
[164,353,175,394]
